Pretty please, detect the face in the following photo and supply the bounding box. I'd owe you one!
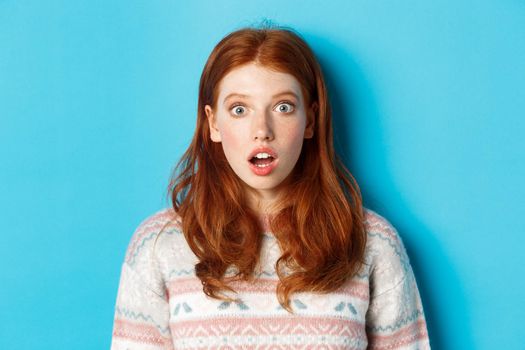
[205,63,315,207]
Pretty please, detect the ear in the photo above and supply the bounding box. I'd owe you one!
[205,105,222,142]
[304,102,317,139]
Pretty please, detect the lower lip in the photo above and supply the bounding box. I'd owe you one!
[248,158,278,176]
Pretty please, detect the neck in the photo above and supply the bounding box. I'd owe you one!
[245,184,285,213]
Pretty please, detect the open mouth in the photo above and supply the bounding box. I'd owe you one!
[249,155,276,168]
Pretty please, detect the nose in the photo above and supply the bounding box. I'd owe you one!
[252,110,274,141]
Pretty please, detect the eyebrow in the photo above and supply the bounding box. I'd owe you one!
[223,91,300,104]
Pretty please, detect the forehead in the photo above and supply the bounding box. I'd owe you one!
[216,63,304,102]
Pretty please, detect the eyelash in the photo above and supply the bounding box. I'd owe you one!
[229,101,296,117]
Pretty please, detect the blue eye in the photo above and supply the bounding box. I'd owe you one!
[275,102,295,113]
[230,104,246,116]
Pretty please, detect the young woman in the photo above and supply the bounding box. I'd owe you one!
[111,25,430,349]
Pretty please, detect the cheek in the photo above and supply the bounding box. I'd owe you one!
[218,123,244,158]
[282,123,306,153]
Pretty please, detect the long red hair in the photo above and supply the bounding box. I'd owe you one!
[168,25,366,311]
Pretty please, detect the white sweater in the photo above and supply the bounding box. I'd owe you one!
[111,207,430,349]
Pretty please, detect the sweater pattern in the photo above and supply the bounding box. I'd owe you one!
[111,208,430,349]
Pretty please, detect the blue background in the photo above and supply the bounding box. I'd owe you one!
[1,1,524,349]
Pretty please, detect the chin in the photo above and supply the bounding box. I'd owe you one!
[241,177,282,190]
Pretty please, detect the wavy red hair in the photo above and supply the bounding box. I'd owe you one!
[168,25,366,312]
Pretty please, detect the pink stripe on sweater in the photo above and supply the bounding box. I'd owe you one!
[170,315,365,339]
[113,318,174,349]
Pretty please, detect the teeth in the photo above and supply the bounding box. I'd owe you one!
[255,163,271,168]
[254,152,271,159]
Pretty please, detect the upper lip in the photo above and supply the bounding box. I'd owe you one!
[247,146,278,161]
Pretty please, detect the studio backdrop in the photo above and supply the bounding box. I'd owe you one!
[1,1,524,349]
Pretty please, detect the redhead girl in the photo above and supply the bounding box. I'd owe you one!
[111,25,430,349]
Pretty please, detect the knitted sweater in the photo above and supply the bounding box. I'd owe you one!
[111,208,430,349]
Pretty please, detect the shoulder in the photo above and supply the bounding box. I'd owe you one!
[123,207,182,268]
[362,208,412,294]
[363,208,405,252]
